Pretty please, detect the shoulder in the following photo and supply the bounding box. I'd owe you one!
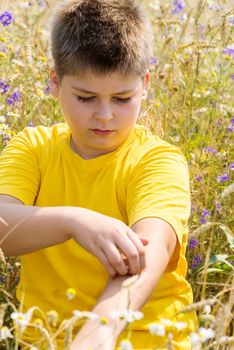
[4,123,69,152]
[130,124,187,167]
[16,122,69,146]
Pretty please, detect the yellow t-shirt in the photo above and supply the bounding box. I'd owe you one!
[0,123,198,349]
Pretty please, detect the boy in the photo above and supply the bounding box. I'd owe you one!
[0,0,198,349]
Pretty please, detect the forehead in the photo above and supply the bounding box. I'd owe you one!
[62,69,143,91]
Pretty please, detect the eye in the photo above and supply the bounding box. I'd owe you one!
[114,97,131,104]
[76,96,95,103]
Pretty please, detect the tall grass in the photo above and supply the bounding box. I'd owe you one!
[0,0,233,349]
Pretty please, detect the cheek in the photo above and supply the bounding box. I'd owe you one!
[121,99,141,117]
[117,98,139,112]
[61,96,87,117]
[60,94,75,115]
[112,108,136,127]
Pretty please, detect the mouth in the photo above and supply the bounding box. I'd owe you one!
[91,129,114,135]
[92,129,113,132]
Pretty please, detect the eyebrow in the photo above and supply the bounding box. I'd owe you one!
[72,86,135,95]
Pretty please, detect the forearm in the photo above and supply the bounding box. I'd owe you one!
[0,203,149,278]
[0,204,74,256]
[95,241,170,316]
[71,236,171,349]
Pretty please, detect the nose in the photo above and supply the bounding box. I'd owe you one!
[94,103,113,122]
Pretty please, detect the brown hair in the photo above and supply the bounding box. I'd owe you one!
[51,0,153,80]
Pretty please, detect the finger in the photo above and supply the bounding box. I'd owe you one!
[115,234,141,275]
[104,244,129,276]
[139,236,149,245]
[123,256,130,270]
[94,248,117,277]
[126,230,146,272]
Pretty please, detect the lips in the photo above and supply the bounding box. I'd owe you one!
[91,129,114,135]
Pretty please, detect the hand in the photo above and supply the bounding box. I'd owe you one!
[66,207,148,277]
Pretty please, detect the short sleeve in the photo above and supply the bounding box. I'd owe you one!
[0,128,41,205]
[126,144,191,271]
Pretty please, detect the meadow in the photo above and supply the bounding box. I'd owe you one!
[0,0,233,349]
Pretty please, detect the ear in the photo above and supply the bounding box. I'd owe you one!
[49,69,60,98]
[142,70,150,101]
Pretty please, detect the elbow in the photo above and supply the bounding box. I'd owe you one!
[0,243,14,257]
[166,229,178,260]
[0,235,17,257]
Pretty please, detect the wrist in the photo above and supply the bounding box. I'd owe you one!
[58,206,84,240]
[71,318,117,350]
[91,312,127,340]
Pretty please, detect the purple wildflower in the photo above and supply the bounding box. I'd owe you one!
[208,5,223,11]
[0,275,5,283]
[195,175,202,183]
[148,90,154,101]
[223,45,234,59]
[198,208,210,224]
[150,57,158,67]
[171,0,185,14]
[39,0,45,9]
[227,124,233,132]
[45,83,51,94]
[215,202,222,213]
[27,120,35,127]
[198,24,206,40]
[0,11,14,27]
[3,84,10,93]
[205,146,217,154]
[189,238,199,250]
[217,173,231,183]
[231,74,234,80]
[228,118,234,131]
[202,209,210,217]
[0,81,10,94]
[6,90,21,105]
[198,218,208,225]
[216,118,221,128]
[228,17,234,26]
[191,254,203,269]
[181,13,187,22]
[229,163,234,171]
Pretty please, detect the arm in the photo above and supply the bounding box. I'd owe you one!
[0,195,70,255]
[0,195,147,276]
[70,217,178,350]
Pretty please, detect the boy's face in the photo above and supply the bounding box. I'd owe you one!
[50,69,150,159]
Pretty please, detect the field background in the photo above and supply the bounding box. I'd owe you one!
[0,0,233,349]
